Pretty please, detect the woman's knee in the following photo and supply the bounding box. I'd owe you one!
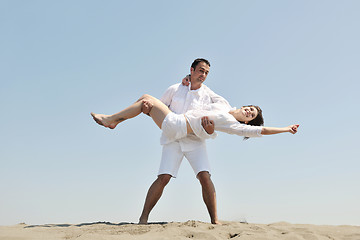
[139,94,154,101]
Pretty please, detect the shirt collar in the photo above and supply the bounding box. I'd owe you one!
[188,83,203,93]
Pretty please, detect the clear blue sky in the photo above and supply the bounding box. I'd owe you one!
[1,0,359,226]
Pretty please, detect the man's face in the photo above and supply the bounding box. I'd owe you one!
[190,62,210,87]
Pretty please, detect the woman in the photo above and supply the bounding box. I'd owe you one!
[91,94,299,142]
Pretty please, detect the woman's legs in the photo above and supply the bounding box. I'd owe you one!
[91,94,171,129]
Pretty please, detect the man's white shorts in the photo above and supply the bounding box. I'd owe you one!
[158,141,211,178]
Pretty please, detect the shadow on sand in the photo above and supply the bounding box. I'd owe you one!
[24,221,168,228]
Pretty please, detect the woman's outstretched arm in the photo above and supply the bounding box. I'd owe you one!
[261,124,299,135]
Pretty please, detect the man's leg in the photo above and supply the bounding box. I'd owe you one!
[185,145,220,225]
[139,142,183,224]
[139,174,171,224]
[197,171,220,225]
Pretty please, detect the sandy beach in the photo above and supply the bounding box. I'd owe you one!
[1,220,359,240]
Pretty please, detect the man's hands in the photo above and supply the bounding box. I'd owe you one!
[141,99,153,115]
[201,116,215,134]
[182,75,191,86]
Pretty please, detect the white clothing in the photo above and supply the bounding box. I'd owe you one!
[158,141,210,178]
[158,82,231,177]
[160,83,232,151]
[161,112,187,142]
[158,109,262,178]
[185,110,263,140]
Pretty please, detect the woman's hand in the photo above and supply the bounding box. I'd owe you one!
[288,124,300,134]
[182,75,191,86]
[201,116,215,134]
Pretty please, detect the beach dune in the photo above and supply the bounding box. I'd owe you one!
[0,220,359,240]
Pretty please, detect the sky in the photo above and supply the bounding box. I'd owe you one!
[1,0,359,226]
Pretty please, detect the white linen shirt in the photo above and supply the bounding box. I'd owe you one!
[160,83,232,151]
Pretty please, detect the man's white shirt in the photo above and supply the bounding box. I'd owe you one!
[160,83,232,151]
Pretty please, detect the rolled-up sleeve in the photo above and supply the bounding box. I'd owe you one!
[226,122,263,138]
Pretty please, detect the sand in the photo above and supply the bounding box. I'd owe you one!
[1,220,359,240]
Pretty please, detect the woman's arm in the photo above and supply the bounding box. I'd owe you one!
[182,75,191,86]
[261,124,299,135]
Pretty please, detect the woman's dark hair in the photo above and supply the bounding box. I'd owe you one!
[238,105,264,140]
[191,58,211,70]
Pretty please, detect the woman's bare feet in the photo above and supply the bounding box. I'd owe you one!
[91,112,118,129]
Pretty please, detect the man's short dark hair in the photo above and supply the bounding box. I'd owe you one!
[191,58,211,70]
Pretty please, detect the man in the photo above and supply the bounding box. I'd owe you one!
[139,58,232,225]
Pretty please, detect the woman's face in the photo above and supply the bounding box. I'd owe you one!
[236,106,258,123]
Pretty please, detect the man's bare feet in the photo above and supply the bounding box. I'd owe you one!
[90,112,118,129]
[138,217,148,225]
[212,220,222,225]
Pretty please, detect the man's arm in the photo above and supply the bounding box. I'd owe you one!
[201,116,214,134]
[141,99,153,115]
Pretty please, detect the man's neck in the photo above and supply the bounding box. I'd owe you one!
[190,82,202,90]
